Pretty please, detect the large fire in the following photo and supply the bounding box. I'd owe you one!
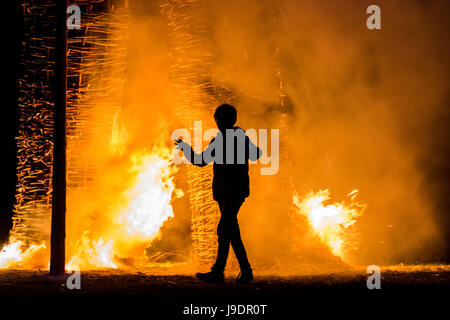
[1,144,183,270]
[66,146,183,270]
[2,181,366,269]
[119,152,184,239]
[293,189,366,260]
[0,240,46,269]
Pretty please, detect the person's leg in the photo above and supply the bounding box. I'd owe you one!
[227,201,251,272]
[197,201,230,283]
[211,200,241,272]
[211,212,231,273]
[197,199,252,283]
[225,199,253,283]
[230,233,251,271]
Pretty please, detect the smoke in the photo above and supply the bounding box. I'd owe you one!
[205,0,448,265]
[65,0,449,270]
[273,0,450,264]
[65,5,192,267]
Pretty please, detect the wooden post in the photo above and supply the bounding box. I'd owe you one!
[50,0,68,276]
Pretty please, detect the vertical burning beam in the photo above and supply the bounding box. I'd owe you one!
[50,0,68,275]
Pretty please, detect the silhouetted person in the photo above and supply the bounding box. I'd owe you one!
[175,104,262,284]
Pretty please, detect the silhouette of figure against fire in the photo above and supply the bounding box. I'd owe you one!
[175,104,262,284]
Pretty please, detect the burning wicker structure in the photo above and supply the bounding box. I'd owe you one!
[162,0,225,265]
[13,0,57,245]
[11,0,300,269]
[12,0,130,248]
[161,0,298,265]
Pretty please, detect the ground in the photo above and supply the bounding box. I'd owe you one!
[0,265,448,318]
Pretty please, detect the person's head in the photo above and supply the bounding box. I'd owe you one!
[214,104,237,132]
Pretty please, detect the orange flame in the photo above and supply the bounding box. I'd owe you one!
[66,232,117,270]
[293,189,366,260]
[66,146,183,270]
[119,151,183,239]
[0,240,47,269]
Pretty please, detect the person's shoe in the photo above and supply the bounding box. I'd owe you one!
[235,268,253,284]
[196,271,224,284]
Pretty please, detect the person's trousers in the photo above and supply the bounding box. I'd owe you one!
[211,198,251,273]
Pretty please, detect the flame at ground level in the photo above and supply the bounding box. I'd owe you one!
[1,146,183,270]
[1,144,363,270]
[2,187,364,270]
[66,147,183,270]
[66,232,117,270]
[293,189,366,261]
[0,240,47,269]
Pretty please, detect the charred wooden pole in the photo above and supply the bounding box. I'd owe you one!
[50,0,68,276]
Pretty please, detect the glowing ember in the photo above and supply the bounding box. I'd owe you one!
[0,240,47,269]
[293,189,366,259]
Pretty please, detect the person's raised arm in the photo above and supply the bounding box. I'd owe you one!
[174,138,213,167]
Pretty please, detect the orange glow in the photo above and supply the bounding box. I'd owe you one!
[0,240,47,269]
[119,151,184,240]
[1,143,183,270]
[293,189,366,260]
[66,232,117,270]
[5,0,447,273]
[65,145,183,270]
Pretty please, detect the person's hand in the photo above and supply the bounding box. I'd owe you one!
[174,138,188,151]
